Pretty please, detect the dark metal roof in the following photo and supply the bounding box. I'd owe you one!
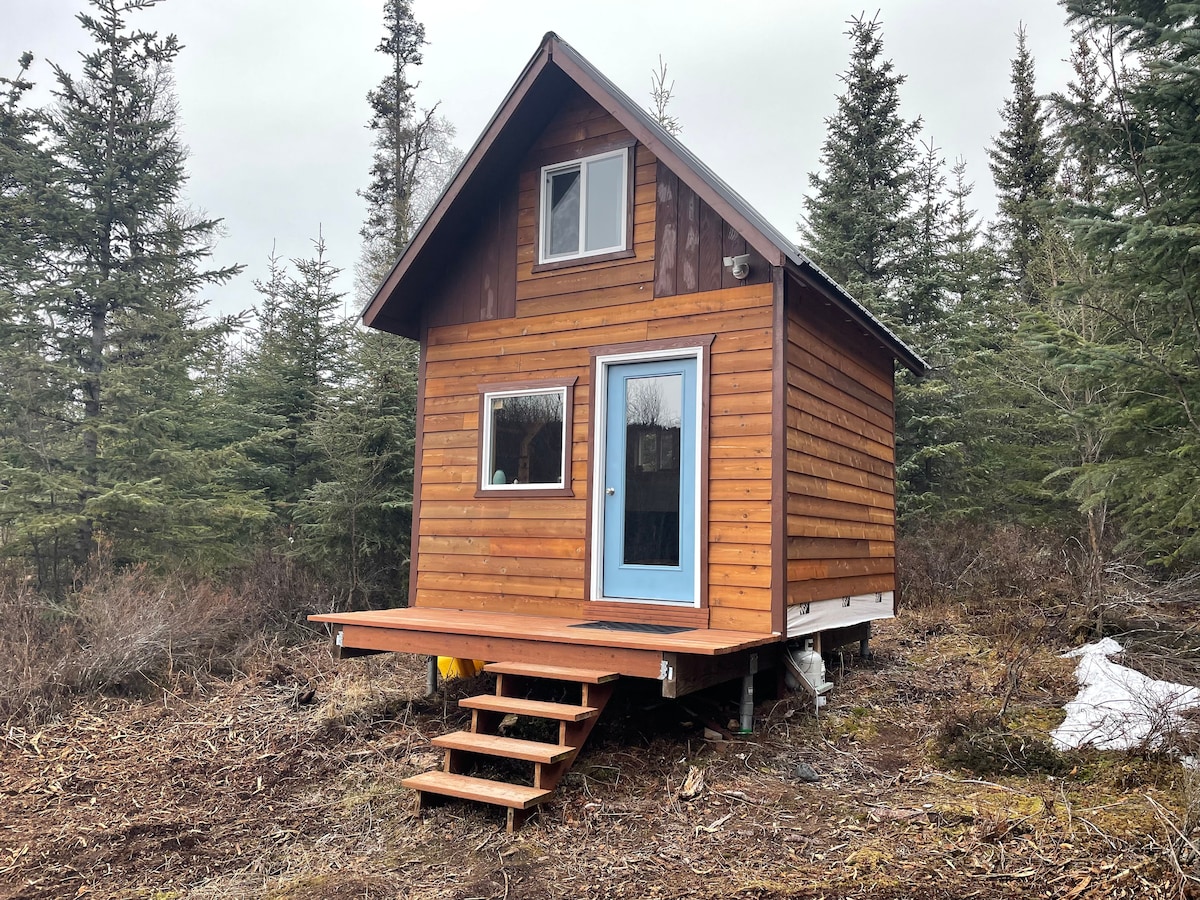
[364,31,928,375]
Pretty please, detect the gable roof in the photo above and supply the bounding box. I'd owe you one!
[364,32,927,375]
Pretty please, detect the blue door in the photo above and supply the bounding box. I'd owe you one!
[601,357,698,603]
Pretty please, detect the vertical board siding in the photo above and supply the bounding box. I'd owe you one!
[425,181,519,330]
[653,169,677,297]
[784,285,897,607]
[698,202,723,293]
[654,166,770,298]
[676,180,699,293]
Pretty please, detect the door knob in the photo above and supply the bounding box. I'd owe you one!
[605,487,615,495]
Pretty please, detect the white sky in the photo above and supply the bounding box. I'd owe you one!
[2,1,1077,320]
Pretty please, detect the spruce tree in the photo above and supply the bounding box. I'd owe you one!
[800,13,921,317]
[232,236,350,524]
[0,54,79,590]
[294,329,417,607]
[44,0,241,571]
[1054,0,1200,566]
[943,158,991,311]
[903,138,949,331]
[1055,35,1105,206]
[0,3,258,583]
[295,1,458,606]
[892,140,961,521]
[987,26,1058,305]
[361,0,428,264]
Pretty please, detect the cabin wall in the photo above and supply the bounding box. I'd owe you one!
[413,87,775,633]
[422,181,519,330]
[783,280,897,610]
[652,169,771,297]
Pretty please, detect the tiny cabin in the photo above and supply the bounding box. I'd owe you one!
[312,32,926,829]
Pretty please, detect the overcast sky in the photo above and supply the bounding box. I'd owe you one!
[3,1,1077,320]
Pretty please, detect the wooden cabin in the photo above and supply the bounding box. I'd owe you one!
[311,32,926,829]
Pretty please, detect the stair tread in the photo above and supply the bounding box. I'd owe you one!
[461,694,598,721]
[433,731,575,763]
[484,662,620,684]
[403,771,550,809]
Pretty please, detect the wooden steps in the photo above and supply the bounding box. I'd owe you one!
[432,731,575,764]
[459,694,599,721]
[405,771,549,808]
[484,662,620,683]
[404,662,618,832]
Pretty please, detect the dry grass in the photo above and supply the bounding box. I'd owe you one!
[898,524,1078,611]
[1,601,1197,900]
[0,554,328,724]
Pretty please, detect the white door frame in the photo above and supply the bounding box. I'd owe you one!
[589,345,705,606]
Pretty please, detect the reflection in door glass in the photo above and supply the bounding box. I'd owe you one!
[623,374,682,567]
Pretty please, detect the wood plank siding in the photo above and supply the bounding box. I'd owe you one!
[653,169,771,297]
[413,86,776,634]
[424,182,518,330]
[783,280,897,607]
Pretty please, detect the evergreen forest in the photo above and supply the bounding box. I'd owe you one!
[2,0,1199,716]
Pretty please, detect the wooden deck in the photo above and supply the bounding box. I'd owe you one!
[309,606,780,696]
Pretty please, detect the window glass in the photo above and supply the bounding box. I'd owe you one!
[485,390,565,488]
[622,374,682,566]
[585,154,624,252]
[547,168,581,257]
[540,149,627,262]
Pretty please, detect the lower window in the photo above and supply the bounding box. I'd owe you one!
[481,387,568,490]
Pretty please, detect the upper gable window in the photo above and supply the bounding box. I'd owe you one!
[539,148,630,264]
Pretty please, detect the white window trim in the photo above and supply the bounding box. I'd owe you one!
[480,386,569,491]
[538,148,629,265]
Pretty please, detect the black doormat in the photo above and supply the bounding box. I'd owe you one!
[570,620,693,635]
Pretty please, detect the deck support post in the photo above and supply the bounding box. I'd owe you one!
[738,674,754,733]
[860,622,872,660]
[738,663,756,734]
[426,656,438,696]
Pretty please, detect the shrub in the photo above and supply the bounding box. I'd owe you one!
[0,552,330,723]
[935,709,1068,776]
[899,523,1077,610]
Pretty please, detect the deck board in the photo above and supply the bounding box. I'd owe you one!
[310,606,777,656]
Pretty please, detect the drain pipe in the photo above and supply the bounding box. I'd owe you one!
[738,673,755,733]
[426,656,438,696]
[737,653,759,734]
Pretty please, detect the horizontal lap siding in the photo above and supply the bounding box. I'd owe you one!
[414,86,774,631]
[419,283,774,628]
[706,310,773,632]
[784,293,897,607]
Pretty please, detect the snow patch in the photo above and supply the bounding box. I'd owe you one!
[1051,639,1200,754]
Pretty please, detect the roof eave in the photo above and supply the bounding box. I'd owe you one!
[783,259,928,375]
[360,39,557,334]
[361,31,928,375]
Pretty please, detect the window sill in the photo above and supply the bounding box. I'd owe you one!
[474,485,575,499]
[531,247,635,274]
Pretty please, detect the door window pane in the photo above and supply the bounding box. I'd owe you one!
[584,154,624,252]
[622,374,682,567]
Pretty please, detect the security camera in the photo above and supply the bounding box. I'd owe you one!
[723,253,750,280]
